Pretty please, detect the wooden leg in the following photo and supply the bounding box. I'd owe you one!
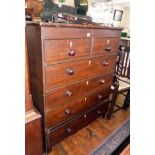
[102,113,105,118]
[107,82,119,120]
[123,89,130,110]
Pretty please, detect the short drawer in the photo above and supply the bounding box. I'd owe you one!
[44,38,91,62]
[46,102,109,151]
[45,85,111,128]
[45,54,116,90]
[45,73,113,110]
[42,27,92,39]
[93,29,121,38]
[93,37,120,54]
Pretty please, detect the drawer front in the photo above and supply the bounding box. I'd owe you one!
[44,39,91,62]
[93,29,121,38]
[93,38,120,54]
[45,73,113,111]
[45,84,111,128]
[46,102,109,150]
[42,27,92,39]
[45,54,116,90]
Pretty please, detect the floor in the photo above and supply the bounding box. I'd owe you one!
[120,144,130,155]
[49,95,130,155]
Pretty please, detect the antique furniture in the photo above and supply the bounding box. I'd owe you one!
[26,22,122,153]
[25,37,43,155]
[107,46,130,119]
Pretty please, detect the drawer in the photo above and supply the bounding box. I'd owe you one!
[42,27,92,39]
[45,54,116,90]
[93,29,121,37]
[46,102,109,150]
[45,73,113,110]
[44,38,91,62]
[93,38,120,54]
[45,84,111,128]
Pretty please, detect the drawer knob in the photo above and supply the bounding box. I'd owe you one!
[67,68,74,75]
[66,128,72,133]
[65,90,73,97]
[97,94,103,100]
[99,79,105,84]
[97,110,101,115]
[84,114,87,119]
[103,61,109,66]
[68,50,76,56]
[105,46,111,52]
[87,33,91,37]
[65,109,71,115]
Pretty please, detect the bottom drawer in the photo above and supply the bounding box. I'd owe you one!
[46,101,109,152]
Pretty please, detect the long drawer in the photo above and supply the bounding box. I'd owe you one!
[42,27,92,39]
[45,84,111,128]
[92,37,120,54]
[44,38,91,62]
[45,54,116,90]
[45,73,113,111]
[46,102,109,151]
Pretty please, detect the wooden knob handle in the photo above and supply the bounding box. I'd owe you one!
[65,109,71,115]
[67,68,74,75]
[105,46,111,52]
[66,128,72,133]
[65,90,73,97]
[97,110,101,115]
[68,50,76,56]
[99,79,105,84]
[97,94,103,100]
[103,61,109,66]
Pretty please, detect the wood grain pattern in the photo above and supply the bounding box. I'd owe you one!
[45,54,116,90]
[92,37,120,55]
[45,84,111,128]
[25,36,43,155]
[120,144,130,155]
[26,25,44,115]
[93,29,121,38]
[25,36,33,112]
[46,102,109,151]
[45,73,113,110]
[26,23,122,153]
[48,98,129,155]
[42,27,92,39]
[25,116,43,155]
[26,21,123,30]
[44,38,91,62]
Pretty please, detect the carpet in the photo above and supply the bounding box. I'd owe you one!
[90,118,130,155]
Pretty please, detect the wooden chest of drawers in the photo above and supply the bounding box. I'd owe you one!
[26,22,122,153]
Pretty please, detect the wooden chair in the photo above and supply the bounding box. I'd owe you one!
[107,46,130,119]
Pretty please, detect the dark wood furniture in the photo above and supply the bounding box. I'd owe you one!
[107,46,130,119]
[26,22,122,153]
[25,38,43,155]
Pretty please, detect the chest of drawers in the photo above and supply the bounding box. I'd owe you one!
[26,22,122,153]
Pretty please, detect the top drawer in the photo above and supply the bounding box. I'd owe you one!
[43,38,91,62]
[42,27,92,39]
[93,29,121,38]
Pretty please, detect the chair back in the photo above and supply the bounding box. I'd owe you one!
[116,46,130,81]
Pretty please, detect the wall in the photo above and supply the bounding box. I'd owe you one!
[113,5,130,31]
[120,7,130,29]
